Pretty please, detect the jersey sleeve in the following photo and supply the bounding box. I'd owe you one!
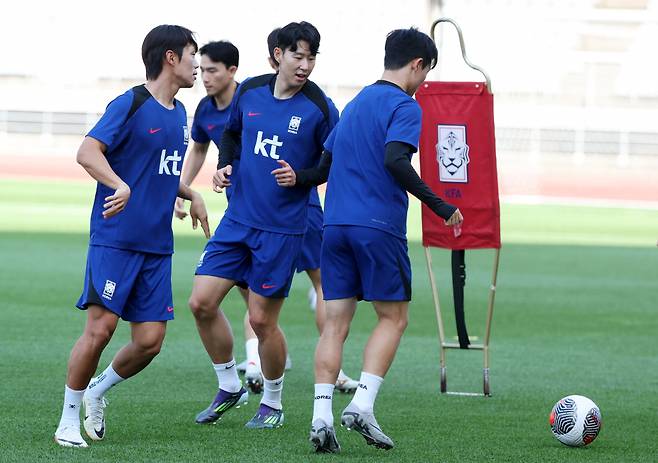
[385,100,422,153]
[323,125,337,153]
[87,91,134,149]
[191,99,210,144]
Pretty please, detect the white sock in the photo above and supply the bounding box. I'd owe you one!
[261,374,284,410]
[58,385,84,428]
[86,364,125,399]
[351,371,383,413]
[213,359,242,393]
[312,383,335,426]
[245,338,260,368]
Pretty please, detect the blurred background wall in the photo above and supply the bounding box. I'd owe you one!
[1,0,656,205]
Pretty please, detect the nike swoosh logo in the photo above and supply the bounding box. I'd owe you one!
[261,283,276,289]
[225,363,236,369]
[247,112,262,117]
[207,124,216,130]
[167,306,174,312]
[149,128,162,134]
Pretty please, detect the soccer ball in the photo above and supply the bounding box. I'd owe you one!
[549,395,602,447]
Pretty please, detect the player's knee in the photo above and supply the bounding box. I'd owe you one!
[248,313,273,337]
[188,295,215,321]
[380,311,408,334]
[136,335,164,358]
[141,340,163,358]
[394,313,409,333]
[323,319,350,340]
[85,323,116,349]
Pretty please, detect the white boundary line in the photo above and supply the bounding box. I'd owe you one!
[500,195,658,211]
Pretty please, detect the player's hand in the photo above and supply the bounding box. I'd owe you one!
[174,197,188,220]
[444,208,463,226]
[213,165,232,192]
[271,160,296,187]
[103,181,131,218]
[189,192,211,239]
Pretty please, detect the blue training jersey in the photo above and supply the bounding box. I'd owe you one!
[191,92,239,200]
[87,85,188,254]
[224,74,338,234]
[323,80,421,239]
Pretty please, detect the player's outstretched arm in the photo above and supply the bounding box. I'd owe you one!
[384,141,463,225]
[177,183,211,238]
[175,141,210,219]
[76,136,131,219]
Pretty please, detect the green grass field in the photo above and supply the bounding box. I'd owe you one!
[0,178,657,462]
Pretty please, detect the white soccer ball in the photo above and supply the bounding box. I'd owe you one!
[549,395,602,447]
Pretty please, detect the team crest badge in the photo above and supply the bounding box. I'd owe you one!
[102,280,116,300]
[288,116,302,134]
[436,125,470,183]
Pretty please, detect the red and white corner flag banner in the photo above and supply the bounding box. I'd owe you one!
[416,81,501,250]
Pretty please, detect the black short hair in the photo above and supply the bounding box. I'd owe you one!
[199,41,239,68]
[142,25,198,80]
[277,21,320,55]
[384,28,438,71]
[267,28,281,62]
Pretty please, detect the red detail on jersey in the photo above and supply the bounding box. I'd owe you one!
[261,283,276,289]
[247,112,262,117]
[167,306,174,312]
[207,124,216,130]
[149,128,162,134]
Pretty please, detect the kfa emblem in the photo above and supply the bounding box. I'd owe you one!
[102,280,116,300]
[288,116,302,134]
[183,125,189,145]
[436,125,470,183]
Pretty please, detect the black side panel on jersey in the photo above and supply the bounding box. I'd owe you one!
[300,80,330,123]
[126,84,152,122]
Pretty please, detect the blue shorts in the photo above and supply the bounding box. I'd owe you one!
[196,217,303,298]
[76,245,174,322]
[321,225,411,302]
[296,205,323,273]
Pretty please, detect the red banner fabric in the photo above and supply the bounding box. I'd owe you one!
[415,81,501,250]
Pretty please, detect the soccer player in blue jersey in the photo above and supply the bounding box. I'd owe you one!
[175,40,239,217]
[234,27,358,395]
[54,25,210,448]
[190,21,338,429]
[173,40,264,391]
[291,28,463,452]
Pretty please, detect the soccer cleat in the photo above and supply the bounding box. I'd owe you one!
[310,419,341,453]
[236,359,247,374]
[195,387,248,424]
[341,403,394,450]
[335,372,358,394]
[245,403,284,429]
[83,394,107,441]
[245,362,263,394]
[54,425,88,448]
